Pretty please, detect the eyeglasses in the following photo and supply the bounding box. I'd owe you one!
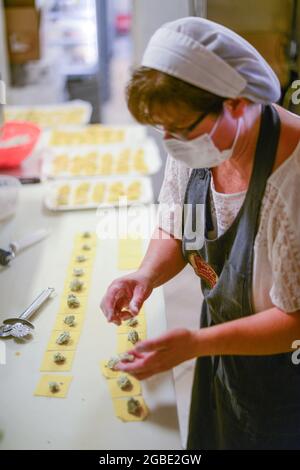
[153,108,212,141]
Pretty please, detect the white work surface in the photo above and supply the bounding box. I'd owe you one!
[0,185,181,450]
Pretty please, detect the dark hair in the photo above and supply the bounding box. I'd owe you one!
[126,66,226,125]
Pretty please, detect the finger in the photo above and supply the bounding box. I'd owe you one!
[118,349,145,361]
[111,305,131,326]
[102,285,128,313]
[100,286,129,322]
[128,284,147,314]
[126,349,144,359]
[121,308,136,317]
[131,370,157,380]
[114,293,132,314]
[115,360,144,373]
[129,364,161,380]
[116,352,156,374]
[118,311,135,321]
[112,288,131,312]
[110,306,137,324]
[110,310,122,326]
[107,309,122,324]
[135,338,167,354]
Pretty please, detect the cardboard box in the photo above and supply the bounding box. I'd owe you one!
[207,0,293,88]
[5,7,41,64]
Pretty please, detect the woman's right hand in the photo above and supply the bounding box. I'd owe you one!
[100,271,154,325]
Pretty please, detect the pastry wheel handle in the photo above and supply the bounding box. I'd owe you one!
[10,229,49,255]
[19,287,55,321]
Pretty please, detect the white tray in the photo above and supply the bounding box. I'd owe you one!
[44,176,154,211]
[4,100,92,127]
[41,138,161,179]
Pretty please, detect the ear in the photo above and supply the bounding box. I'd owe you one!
[223,98,250,118]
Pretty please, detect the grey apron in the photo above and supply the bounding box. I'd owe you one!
[182,105,300,450]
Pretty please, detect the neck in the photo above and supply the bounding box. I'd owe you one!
[212,103,262,194]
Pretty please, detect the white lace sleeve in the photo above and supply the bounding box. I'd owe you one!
[267,188,300,313]
[158,155,191,237]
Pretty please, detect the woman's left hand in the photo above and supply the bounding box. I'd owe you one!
[116,328,198,380]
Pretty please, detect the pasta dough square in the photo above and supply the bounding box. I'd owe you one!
[100,360,122,379]
[62,281,90,298]
[117,314,147,334]
[40,350,76,372]
[112,396,149,422]
[47,330,81,351]
[100,360,136,379]
[59,295,88,315]
[74,233,97,246]
[73,243,97,257]
[107,375,141,398]
[69,251,94,267]
[53,314,84,331]
[117,330,147,353]
[66,265,93,283]
[34,374,73,398]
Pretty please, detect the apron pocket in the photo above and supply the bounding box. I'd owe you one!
[205,259,248,324]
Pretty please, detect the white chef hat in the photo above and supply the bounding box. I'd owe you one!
[141,17,281,104]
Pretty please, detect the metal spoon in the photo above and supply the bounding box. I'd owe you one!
[0,287,55,338]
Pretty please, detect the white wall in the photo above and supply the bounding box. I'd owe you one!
[132,0,191,66]
[0,0,9,86]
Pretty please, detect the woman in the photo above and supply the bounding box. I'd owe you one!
[100,17,300,449]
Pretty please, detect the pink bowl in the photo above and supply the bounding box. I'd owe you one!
[0,121,41,168]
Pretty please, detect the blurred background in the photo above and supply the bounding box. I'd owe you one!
[0,0,300,198]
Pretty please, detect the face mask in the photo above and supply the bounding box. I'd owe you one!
[163,113,241,168]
